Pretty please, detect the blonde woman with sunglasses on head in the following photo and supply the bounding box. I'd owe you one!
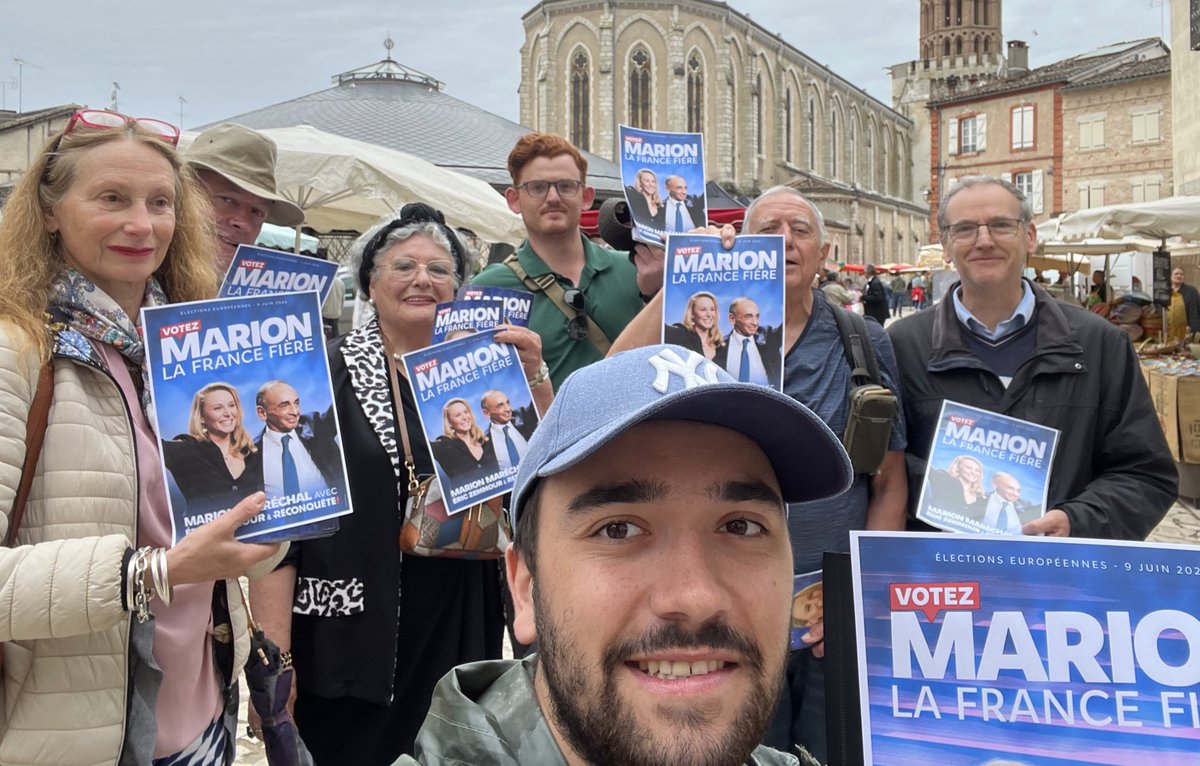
[0,110,285,765]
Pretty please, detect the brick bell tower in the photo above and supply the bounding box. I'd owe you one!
[920,0,1002,64]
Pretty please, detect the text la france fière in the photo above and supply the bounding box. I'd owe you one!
[412,342,515,401]
[671,245,778,284]
[940,414,1049,469]
[157,314,315,379]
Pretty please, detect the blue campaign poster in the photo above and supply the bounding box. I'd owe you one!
[218,244,338,302]
[619,125,706,245]
[402,330,539,515]
[459,286,533,326]
[918,401,1060,535]
[852,531,1200,766]
[661,233,786,391]
[142,292,352,544]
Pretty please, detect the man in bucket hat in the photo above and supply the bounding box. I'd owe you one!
[186,123,305,271]
[396,344,847,766]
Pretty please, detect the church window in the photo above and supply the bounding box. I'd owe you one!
[785,87,794,163]
[807,98,816,169]
[687,52,704,133]
[830,109,839,178]
[629,47,652,129]
[570,50,590,151]
[754,73,763,156]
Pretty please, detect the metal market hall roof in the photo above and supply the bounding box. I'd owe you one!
[204,39,622,193]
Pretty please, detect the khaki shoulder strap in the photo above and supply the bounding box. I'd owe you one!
[501,254,611,355]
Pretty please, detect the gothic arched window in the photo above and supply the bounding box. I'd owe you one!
[687,51,704,133]
[570,49,590,151]
[628,46,652,129]
[753,73,764,156]
[944,39,951,58]
[849,117,858,184]
[807,98,816,169]
[830,108,839,178]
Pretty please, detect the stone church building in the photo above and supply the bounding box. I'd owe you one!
[518,0,929,266]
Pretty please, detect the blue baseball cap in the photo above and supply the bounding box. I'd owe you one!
[510,344,853,525]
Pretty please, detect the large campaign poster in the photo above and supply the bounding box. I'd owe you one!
[143,292,352,544]
[619,125,706,245]
[852,531,1200,765]
[218,244,338,302]
[402,330,539,515]
[661,233,786,391]
[917,401,1060,535]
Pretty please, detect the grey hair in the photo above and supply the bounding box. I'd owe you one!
[744,185,827,246]
[348,218,461,295]
[937,176,1032,233]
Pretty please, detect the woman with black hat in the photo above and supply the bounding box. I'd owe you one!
[250,203,551,764]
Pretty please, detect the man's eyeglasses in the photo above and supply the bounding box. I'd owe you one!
[384,258,457,283]
[944,217,1027,244]
[62,109,180,147]
[563,288,589,340]
[515,179,586,198]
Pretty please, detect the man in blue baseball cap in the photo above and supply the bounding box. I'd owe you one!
[397,344,851,766]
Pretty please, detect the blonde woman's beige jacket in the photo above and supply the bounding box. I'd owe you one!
[0,321,282,765]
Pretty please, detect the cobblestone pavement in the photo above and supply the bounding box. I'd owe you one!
[230,502,1200,765]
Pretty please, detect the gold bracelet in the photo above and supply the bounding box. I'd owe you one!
[527,361,550,388]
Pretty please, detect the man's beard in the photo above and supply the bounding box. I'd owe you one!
[534,588,785,766]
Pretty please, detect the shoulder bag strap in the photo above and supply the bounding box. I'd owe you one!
[829,305,881,388]
[383,352,421,494]
[501,254,612,354]
[7,360,54,548]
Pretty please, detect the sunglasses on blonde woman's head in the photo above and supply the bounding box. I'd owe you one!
[61,109,180,147]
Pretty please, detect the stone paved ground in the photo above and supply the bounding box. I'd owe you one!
[231,501,1200,765]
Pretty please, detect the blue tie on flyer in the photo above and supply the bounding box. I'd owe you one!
[660,233,786,391]
[218,244,339,302]
[851,531,1200,765]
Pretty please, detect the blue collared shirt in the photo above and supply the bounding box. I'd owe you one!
[952,280,1035,341]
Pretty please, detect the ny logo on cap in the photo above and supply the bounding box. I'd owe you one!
[648,348,720,393]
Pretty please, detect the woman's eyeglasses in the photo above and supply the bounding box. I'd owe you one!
[62,109,180,147]
[563,288,589,340]
[385,258,457,283]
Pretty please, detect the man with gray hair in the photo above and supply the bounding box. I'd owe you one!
[888,175,1175,541]
[610,184,909,762]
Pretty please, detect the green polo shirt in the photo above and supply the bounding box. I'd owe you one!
[470,235,642,389]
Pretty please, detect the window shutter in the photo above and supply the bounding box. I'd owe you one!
[948,117,959,155]
[1031,170,1044,214]
[976,114,987,151]
[1023,108,1034,148]
[1149,112,1160,142]
[1096,119,1105,147]
[1080,185,1090,209]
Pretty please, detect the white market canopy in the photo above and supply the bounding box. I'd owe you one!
[1054,196,1200,244]
[181,125,527,244]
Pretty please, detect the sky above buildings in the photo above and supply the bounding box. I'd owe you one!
[0,0,1169,129]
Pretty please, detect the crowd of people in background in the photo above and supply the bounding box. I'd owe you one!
[0,112,1178,766]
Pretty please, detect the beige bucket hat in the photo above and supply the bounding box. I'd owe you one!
[185,124,305,227]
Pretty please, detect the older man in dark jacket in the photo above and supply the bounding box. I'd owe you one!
[888,176,1176,540]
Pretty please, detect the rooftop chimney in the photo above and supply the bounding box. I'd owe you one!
[1007,40,1029,74]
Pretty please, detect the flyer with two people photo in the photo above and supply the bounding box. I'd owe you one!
[142,291,353,544]
[619,126,707,245]
[402,330,540,515]
[661,233,787,391]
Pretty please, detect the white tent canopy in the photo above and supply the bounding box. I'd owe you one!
[181,125,527,244]
[1055,196,1200,243]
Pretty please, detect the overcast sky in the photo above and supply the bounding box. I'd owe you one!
[0,0,1169,129]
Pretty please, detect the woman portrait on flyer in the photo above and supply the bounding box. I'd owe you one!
[430,397,499,483]
[663,290,725,360]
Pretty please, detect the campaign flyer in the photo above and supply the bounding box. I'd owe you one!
[917,401,1059,535]
[433,287,533,344]
[790,570,823,651]
[142,292,352,544]
[459,286,533,326]
[851,531,1200,765]
[661,233,786,391]
[218,244,338,302]
[401,330,539,515]
[619,125,707,245]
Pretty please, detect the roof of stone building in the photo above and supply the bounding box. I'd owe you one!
[929,38,1167,106]
[1061,55,1170,91]
[201,53,623,193]
[0,103,81,132]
